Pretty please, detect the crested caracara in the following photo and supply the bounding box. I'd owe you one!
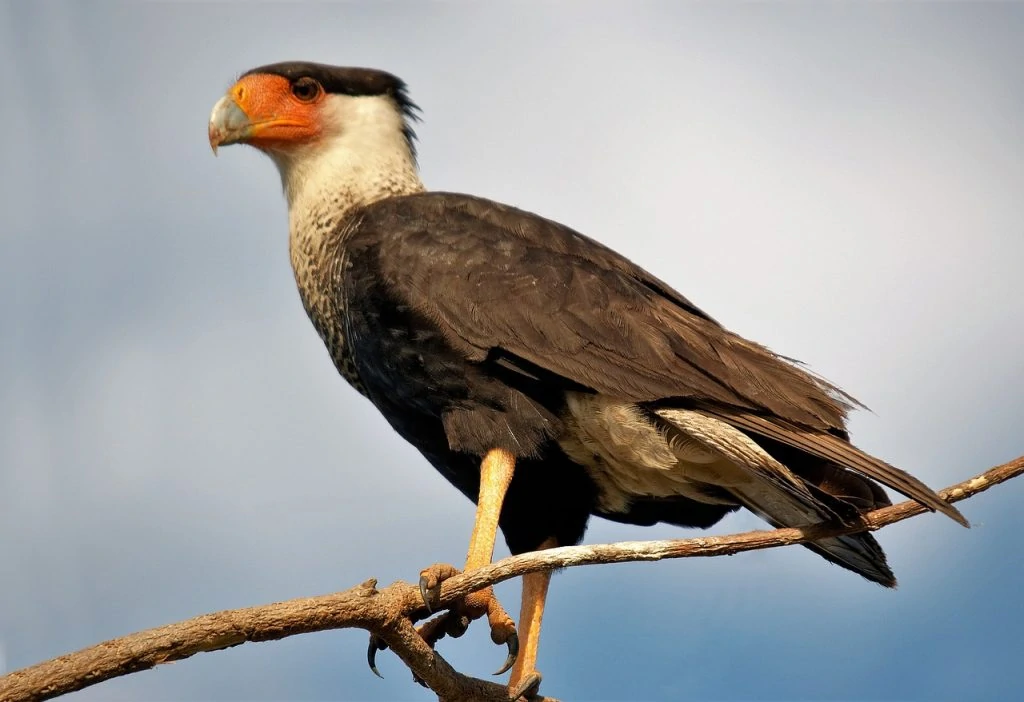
[209,62,967,697]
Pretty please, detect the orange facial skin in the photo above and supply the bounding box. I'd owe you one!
[209,73,324,153]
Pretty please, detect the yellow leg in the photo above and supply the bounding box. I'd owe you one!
[508,537,557,695]
[415,449,518,671]
[465,448,516,570]
[460,448,517,642]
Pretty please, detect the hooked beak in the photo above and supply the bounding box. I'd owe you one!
[208,95,253,155]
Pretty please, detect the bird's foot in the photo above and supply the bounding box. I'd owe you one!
[367,611,473,686]
[367,563,519,680]
[417,563,518,673]
[416,562,460,613]
[508,671,542,700]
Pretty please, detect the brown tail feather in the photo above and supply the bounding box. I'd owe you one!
[702,407,968,527]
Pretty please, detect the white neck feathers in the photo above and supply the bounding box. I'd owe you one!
[269,93,425,244]
[271,93,424,339]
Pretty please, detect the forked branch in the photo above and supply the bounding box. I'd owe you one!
[2,455,1021,702]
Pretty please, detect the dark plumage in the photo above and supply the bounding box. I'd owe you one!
[209,65,969,686]
[335,192,964,583]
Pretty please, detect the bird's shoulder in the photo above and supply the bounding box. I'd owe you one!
[345,191,715,320]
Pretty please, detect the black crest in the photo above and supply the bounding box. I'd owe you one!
[243,61,421,159]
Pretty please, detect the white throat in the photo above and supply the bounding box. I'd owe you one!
[269,93,425,259]
[270,93,424,374]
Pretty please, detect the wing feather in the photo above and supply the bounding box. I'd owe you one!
[366,193,851,424]
[351,192,965,526]
[700,408,968,526]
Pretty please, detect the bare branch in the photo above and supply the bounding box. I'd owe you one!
[437,455,1024,602]
[2,455,1021,702]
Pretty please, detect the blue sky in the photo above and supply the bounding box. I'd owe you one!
[2,2,1023,700]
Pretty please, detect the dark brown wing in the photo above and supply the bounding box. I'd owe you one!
[359,193,854,425]
[351,191,965,524]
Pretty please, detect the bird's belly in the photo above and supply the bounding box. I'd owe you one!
[558,393,744,513]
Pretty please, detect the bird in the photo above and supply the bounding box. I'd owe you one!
[208,61,967,697]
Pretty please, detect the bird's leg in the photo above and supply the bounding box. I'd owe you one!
[417,448,518,671]
[369,449,518,679]
[506,537,557,699]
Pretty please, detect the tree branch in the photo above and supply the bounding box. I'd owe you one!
[2,455,1021,702]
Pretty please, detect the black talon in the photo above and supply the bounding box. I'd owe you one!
[367,635,386,679]
[493,632,518,676]
[508,671,542,701]
[418,574,437,613]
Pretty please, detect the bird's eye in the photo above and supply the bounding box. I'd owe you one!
[291,77,322,103]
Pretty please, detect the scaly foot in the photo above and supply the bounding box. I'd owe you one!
[508,671,542,701]
[367,563,519,679]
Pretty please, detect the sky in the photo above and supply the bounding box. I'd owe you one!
[2,1,1023,700]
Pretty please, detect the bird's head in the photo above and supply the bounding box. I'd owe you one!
[209,62,421,207]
